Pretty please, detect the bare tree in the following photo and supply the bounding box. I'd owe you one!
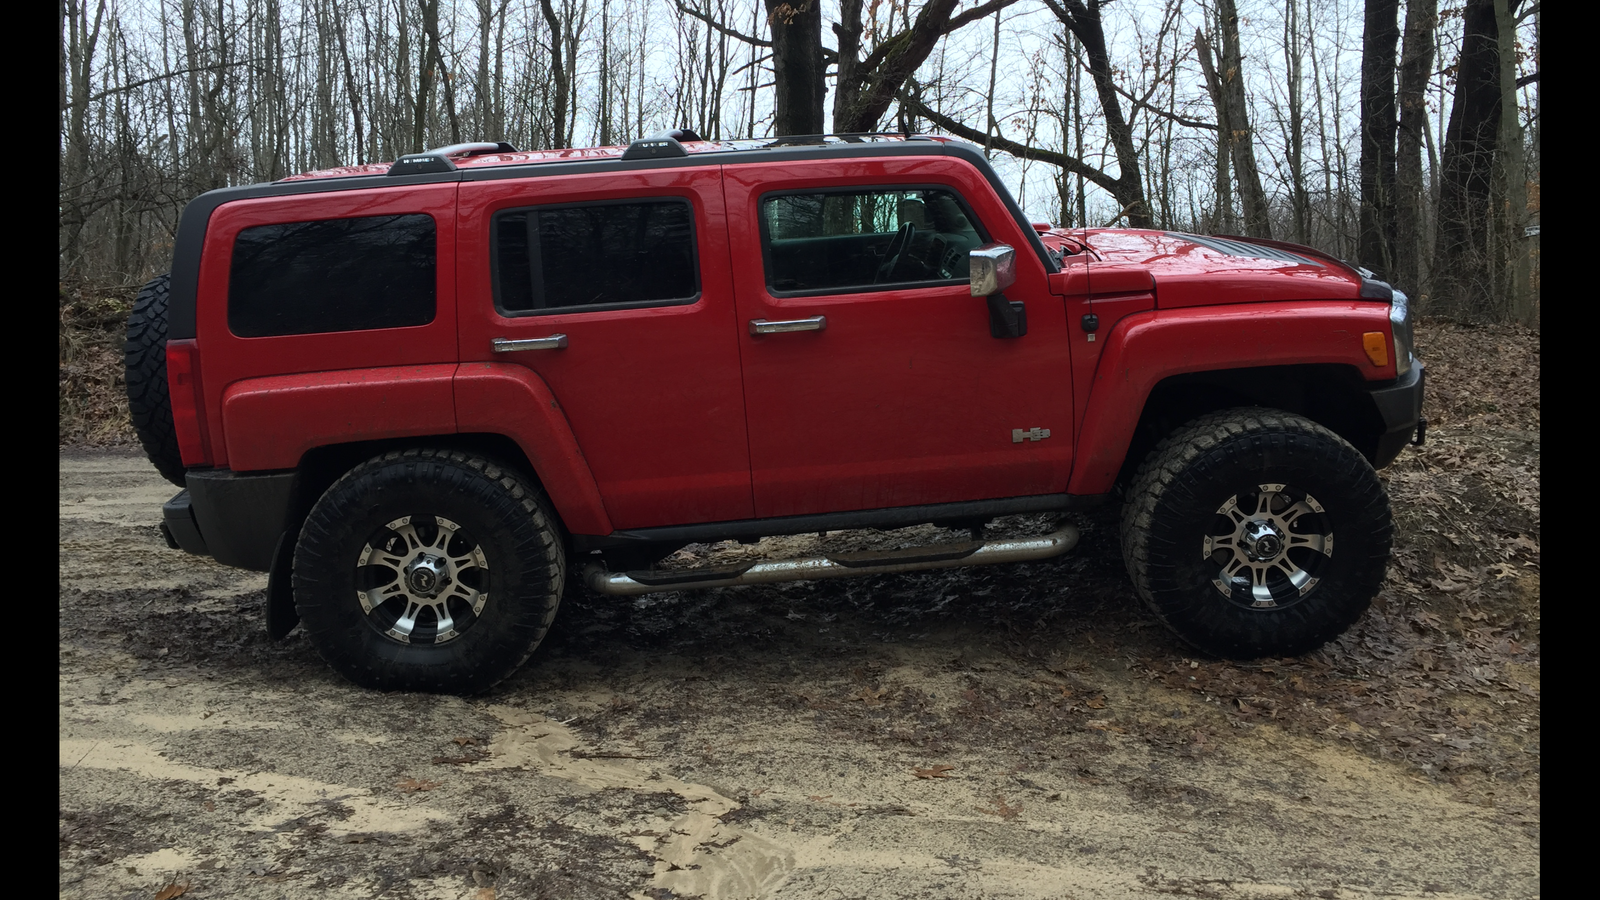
[1432,0,1501,319]
[1196,0,1271,238]
[1038,0,1151,227]
[1358,0,1399,276]
[1394,0,1436,294]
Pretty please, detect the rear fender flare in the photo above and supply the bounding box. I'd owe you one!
[453,362,613,536]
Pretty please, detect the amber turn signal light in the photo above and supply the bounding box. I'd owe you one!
[1362,332,1389,367]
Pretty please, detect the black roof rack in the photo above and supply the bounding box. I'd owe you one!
[620,129,709,160]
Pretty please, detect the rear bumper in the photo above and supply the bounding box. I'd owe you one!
[161,490,208,556]
[1369,361,1426,468]
[163,469,297,572]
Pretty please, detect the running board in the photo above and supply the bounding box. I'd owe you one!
[583,523,1080,596]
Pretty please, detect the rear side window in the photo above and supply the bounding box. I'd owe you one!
[493,200,698,314]
[228,214,437,337]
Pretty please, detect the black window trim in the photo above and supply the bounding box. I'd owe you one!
[756,183,992,299]
[489,195,703,318]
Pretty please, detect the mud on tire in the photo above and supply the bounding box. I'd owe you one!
[124,273,186,486]
[1120,408,1392,659]
[292,448,566,694]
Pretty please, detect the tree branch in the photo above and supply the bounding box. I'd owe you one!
[675,0,770,47]
[1111,78,1217,130]
[65,57,298,109]
[896,92,1122,194]
[942,0,1022,36]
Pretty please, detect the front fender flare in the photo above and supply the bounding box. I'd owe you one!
[1066,302,1395,495]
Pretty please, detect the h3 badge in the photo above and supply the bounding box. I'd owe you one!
[1012,427,1051,443]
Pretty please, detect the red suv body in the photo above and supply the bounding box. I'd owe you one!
[133,135,1424,692]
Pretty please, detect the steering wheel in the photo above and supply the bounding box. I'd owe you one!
[875,222,917,283]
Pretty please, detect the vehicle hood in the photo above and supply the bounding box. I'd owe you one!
[1071,229,1369,309]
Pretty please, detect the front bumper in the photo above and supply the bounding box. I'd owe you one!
[1369,360,1425,468]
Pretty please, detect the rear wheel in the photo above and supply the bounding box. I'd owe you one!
[293,449,565,693]
[1120,409,1392,659]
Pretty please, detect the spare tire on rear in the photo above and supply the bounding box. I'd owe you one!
[124,273,187,486]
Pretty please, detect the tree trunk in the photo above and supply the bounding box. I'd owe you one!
[1284,0,1309,244]
[1217,0,1270,238]
[1431,0,1499,319]
[412,0,435,152]
[1494,0,1533,326]
[1042,0,1149,227]
[831,0,863,132]
[538,0,567,146]
[764,0,823,135]
[1358,0,1399,277]
[1393,0,1435,295]
[1197,27,1234,234]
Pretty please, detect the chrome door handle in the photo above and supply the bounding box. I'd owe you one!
[749,316,826,335]
[493,335,568,352]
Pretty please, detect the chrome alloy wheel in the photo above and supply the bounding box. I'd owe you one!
[1202,483,1333,609]
[355,515,489,643]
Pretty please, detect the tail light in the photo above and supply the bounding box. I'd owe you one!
[166,339,213,466]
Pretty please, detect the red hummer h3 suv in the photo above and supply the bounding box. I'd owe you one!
[125,133,1425,693]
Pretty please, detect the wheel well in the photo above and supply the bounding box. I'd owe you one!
[289,434,544,538]
[1115,365,1386,491]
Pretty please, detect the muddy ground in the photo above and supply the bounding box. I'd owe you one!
[60,324,1538,900]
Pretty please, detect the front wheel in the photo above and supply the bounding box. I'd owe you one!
[1120,409,1392,659]
[293,449,565,693]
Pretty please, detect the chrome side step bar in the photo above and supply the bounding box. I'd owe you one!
[583,523,1080,596]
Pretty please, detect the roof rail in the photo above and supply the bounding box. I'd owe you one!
[764,132,934,147]
[427,141,518,157]
[389,141,517,176]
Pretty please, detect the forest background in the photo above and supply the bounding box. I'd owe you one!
[59,0,1539,325]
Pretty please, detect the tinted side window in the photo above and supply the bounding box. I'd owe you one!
[760,188,986,294]
[228,214,436,337]
[494,200,698,314]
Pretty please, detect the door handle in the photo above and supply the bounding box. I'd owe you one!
[749,316,826,335]
[493,335,568,352]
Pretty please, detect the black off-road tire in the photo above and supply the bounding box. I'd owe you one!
[1120,408,1392,659]
[293,449,566,693]
[124,273,187,486]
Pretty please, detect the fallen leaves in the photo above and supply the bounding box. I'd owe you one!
[396,777,442,793]
[913,764,956,779]
[853,686,889,706]
[977,795,1021,819]
[153,883,189,900]
[433,739,490,765]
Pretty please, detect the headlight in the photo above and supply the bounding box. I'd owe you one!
[1390,289,1414,376]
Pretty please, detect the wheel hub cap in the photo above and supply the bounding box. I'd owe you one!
[1202,483,1334,610]
[405,555,448,596]
[356,516,490,644]
[1242,521,1284,561]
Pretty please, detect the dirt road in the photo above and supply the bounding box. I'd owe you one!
[60,448,1539,900]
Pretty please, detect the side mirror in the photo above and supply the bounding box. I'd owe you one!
[970,243,1026,339]
[969,243,1017,296]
